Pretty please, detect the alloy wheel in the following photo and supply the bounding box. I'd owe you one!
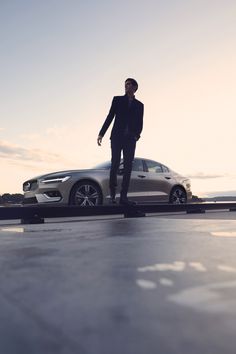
[170,187,187,204]
[73,183,101,206]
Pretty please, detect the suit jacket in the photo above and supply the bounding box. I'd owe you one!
[99,95,144,140]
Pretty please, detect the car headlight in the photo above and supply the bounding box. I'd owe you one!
[41,176,71,184]
[23,180,38,192]
[23,182,31,192]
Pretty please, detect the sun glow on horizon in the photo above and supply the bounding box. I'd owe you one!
[0,0,235,194]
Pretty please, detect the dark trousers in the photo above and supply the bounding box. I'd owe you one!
[109,135,136,199]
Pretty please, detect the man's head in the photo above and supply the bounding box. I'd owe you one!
[125,78,138,95]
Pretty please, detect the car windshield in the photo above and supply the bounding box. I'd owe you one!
[94,158,143,171]
[93,161,111,170]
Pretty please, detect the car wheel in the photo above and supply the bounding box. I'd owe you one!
[70,181,102,206]
[169,186,187,204]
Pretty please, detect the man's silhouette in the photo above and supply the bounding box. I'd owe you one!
[97,78,144,205]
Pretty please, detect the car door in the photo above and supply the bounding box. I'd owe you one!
[144,160,174,202]
[117,158,150,202]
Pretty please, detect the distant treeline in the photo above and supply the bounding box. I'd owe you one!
[0,194,203,205]
[0,193,24,204]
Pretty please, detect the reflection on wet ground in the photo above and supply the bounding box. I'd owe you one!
[0,227,73,233]
[136,259,236,315]
[0,213,236,353]
[168,280,236,314]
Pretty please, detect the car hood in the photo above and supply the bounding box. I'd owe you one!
[27,168,106,181]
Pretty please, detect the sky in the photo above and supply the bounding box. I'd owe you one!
[0,0,235,197]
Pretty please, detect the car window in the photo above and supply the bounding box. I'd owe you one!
[117,159,143,172]
[119,162,124,170]
[162,165,169,173]
[146,160,163,173]
[132,159,144,172]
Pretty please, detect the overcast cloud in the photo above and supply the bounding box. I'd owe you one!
[0,140,61,163]
[187,173,227,179]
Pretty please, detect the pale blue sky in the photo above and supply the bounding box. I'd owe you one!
[0,0,235,194]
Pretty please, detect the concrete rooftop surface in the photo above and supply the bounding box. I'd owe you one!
[0,211,236,354]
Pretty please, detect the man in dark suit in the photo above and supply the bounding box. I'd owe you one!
[97,78,144,205]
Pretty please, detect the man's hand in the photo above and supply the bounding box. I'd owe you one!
[97,135,103,146]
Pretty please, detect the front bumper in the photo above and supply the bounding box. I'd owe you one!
[24,191,63,204]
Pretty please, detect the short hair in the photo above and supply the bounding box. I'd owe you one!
[125,78,138,90]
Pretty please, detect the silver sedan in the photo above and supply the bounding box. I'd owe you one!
[23,157,192,205]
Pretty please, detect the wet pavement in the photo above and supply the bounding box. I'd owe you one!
[0,211,236,353]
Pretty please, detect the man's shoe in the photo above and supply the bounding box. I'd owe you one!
[119,198,137,206]
[110,197,117,204]
[110,188,116,202]
[124,210,146,218]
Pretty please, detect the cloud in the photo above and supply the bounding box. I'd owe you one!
[0,140,62,164]
[187,173,226,179]
[204,190,236,198]
[21,120,105,168]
